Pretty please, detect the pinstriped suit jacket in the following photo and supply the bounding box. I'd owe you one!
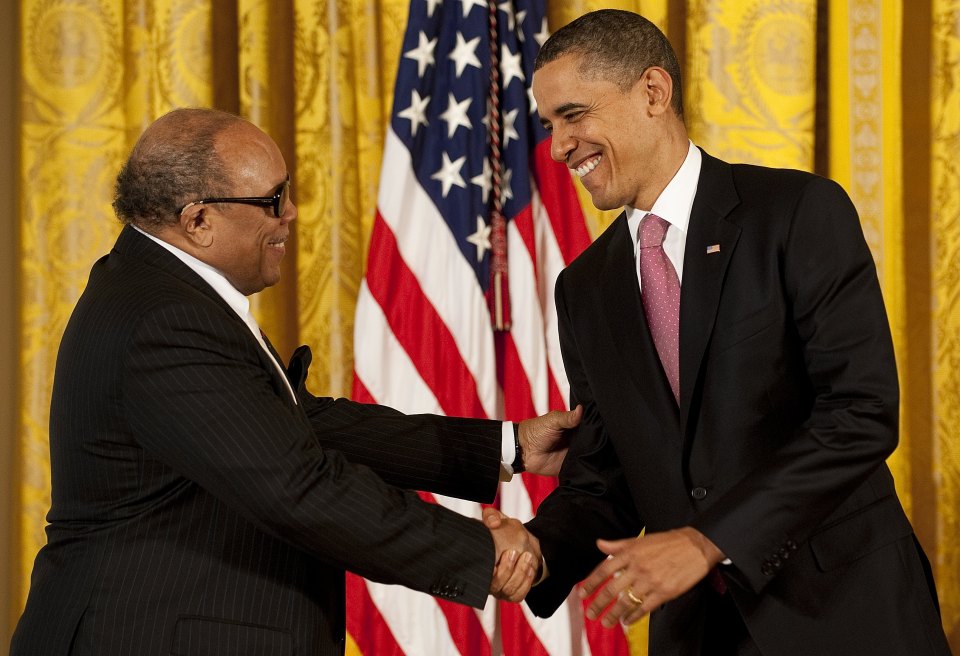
[12,226,504,656]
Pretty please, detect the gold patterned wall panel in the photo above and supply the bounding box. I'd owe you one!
[686,0,816,170]
[17,0,215,608]
[827,1,911,504]
[18,0,128,606]
[238,0,301,354]
[292,0,409,397]
[931,0,960,644]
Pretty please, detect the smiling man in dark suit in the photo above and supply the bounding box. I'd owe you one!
[10,107,580,655]
[487,9,951,656]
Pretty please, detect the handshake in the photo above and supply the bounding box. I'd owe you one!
[479,406,583,602]
[485,506,541,602]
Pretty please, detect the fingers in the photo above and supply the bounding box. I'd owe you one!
[581,564,654,627]
[580,539,631,597]
[517,407,575,477]
[620,592,648,626]
[558,404,583,429]
[581,530,718,627]
[486,511,539,601]
[482,506,505,529]
[489,548,518,595]
[491,551,538,601]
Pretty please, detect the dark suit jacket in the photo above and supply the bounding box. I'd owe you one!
[11,226,504,656]
[525,150,950,655]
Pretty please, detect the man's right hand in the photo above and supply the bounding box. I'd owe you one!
[486,508,541,602]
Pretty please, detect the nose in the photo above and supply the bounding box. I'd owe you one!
[549,127,575,164]
[281,198,297,224]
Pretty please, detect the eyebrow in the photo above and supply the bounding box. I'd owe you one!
[554,102,588,114]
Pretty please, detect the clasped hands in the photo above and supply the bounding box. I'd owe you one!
[485,406,582,600]
[486,510,725,628]
[486,507,541,601]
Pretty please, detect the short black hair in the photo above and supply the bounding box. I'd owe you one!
[535,10,683,118]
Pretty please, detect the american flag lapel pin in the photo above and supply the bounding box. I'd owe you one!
[706,244,721,254]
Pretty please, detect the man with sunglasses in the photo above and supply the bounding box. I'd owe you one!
[11,108,576,656]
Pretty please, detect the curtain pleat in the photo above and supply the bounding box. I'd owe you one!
[930,0,960,637]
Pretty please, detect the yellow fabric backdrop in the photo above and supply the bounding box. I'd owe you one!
[12,0,960,652]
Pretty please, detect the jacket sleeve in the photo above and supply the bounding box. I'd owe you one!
[289,346,501,504]
[690,176,900,593]
[122,305,495,608]
[525,271,644,617]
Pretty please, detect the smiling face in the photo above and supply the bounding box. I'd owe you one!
[193,121,297,295]
[533,53,687,211]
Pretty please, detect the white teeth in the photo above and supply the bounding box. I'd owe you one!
[574,155,601,178]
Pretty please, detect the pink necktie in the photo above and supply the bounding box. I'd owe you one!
[638,213,680,403]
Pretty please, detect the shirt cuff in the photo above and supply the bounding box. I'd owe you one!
[500,422,516,476]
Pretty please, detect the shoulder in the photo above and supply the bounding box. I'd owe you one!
[561,214,628,279]
[701,150,851,210]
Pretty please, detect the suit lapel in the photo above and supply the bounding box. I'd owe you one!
[600,215,681,441]
[679,151,741,436]
[115,226,302,412]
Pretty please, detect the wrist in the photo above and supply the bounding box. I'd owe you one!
[683,527,725,567]
[512,423,525,473]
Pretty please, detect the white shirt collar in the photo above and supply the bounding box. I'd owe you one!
[131,225,298,403]
[626,142,701,283]
[627,141,701,245]
[132,225,252,319]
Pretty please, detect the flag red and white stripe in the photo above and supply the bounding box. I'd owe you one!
[350,1,629,653]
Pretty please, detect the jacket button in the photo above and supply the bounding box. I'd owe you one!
[691,487,708,500]
[761,562,775,576]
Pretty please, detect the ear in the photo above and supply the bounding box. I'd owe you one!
[179,203,214,248]
[642,66,674,116]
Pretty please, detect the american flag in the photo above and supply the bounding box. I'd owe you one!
[350,0,629,653]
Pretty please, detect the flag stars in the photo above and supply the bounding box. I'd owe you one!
[397,89,430,136]
[527,86,538,114]
[440,93,473,138]
[423,0,443,18]
[534,17,550,46]
[502,108,520,149]
[497,1,516,31]
[471,158,493,203]
[516,10,527,41]
[432,151,467,197]
[466,216,492,261]
[500,44,524,89]
[404,31,437,78]
[449,32,482,78]
[459,0,485,18]
[500,168,514,203]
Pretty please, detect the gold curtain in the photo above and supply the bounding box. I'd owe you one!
[930,0,960,641]
[11,0,960,653]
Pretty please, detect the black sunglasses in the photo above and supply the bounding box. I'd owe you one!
[178,175,291,218]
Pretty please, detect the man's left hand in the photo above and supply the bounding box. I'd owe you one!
[580,527,725,627]
[516,405,582,476]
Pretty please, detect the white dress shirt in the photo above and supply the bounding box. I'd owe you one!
[627,141,702,289]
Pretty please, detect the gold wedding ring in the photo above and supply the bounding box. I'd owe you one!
[626,588,644,606]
